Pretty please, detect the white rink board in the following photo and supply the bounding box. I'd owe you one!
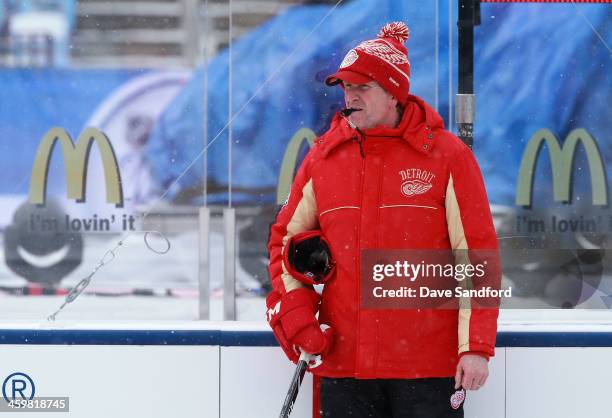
[1,316,612,418]
[4,343,610,418]
[506,347,612,418]
[220,347,312,418]
[0,345,219,418]
[463,348,505,418]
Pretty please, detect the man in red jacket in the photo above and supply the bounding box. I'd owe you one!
[267,21,499,417]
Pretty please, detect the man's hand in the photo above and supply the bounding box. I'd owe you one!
[454,353,489,391]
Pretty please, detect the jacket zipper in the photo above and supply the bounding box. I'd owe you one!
[355,132,366,375]
[353,129,366,158]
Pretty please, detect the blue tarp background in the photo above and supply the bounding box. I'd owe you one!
[147,0,611,207]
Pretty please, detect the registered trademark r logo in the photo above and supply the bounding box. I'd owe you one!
[2,372,35,402]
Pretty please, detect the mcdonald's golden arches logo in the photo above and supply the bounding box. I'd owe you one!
[515,128,607,207]
[276,128,316,205]
[29,127,123,206]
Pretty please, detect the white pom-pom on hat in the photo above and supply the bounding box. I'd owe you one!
[377,21,410,44]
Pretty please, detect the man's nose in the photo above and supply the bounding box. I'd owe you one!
[345,90,360,104]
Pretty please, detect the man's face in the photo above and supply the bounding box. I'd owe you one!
[343,81,398,130]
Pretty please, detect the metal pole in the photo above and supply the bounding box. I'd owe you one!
[198,0,210,320]
[435,0,440,113]
[223,207,236,320]
[184,0,201,67]
[228,0,233,208]
[448,0,453,132]
[198,207,210,319]
[456,0,480,149]
[203,0,209,208]
[224,0,236,320]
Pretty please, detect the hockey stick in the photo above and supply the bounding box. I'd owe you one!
[279,351,314,418]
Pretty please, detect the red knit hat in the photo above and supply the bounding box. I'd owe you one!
[325,22,411,104]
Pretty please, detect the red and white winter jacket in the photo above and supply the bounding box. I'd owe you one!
[268,94,499,379]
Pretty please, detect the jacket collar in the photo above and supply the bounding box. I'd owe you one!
[319,94,445,159]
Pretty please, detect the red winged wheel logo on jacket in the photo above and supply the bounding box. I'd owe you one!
[401,179,432,197]
[399,168,435,197]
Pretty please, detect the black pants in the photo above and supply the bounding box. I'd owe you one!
[320,377,465,418]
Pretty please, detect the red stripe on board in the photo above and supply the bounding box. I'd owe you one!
[28,285,43,296]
